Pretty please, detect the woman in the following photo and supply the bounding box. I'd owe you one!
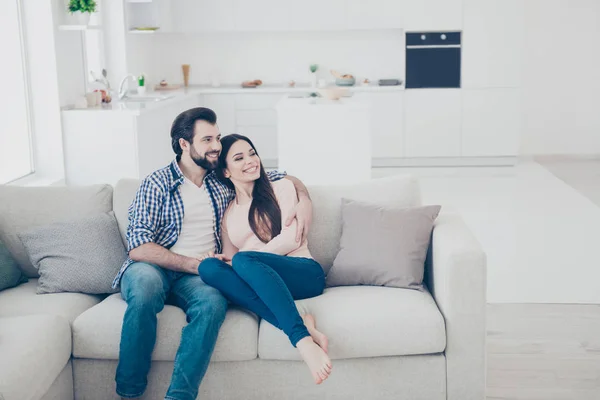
[199,134,331,384]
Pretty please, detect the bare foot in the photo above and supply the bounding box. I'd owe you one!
[302,314,329,353]
[296,336,333,384]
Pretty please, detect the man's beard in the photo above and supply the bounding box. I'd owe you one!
[190,148,219,170]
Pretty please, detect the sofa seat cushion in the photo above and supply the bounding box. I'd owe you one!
[0,279,103,324]
[258,286,446,360]
[0,315,71,400]
[73,293,259,362]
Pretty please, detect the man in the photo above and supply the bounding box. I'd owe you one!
[113,107,313,400]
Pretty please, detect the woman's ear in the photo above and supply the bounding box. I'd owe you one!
[224,168,231,178]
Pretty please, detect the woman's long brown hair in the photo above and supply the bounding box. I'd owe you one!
[217,134,281,243]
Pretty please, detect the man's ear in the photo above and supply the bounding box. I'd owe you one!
[179,138,189,151]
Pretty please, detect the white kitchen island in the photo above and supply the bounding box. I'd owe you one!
[276,95,372,186]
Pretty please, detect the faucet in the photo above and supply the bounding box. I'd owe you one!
[118,74,138,100]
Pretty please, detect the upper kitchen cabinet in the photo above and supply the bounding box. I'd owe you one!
[346,0,404,30]
[290,0,347,31]
[402,0,463,31]
[126,0,173,33]
[170,0,234,32]
[233,0,291,31]
[462,0,523,88]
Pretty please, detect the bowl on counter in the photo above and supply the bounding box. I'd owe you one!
[335,77,356,86]
[317,87,349,100]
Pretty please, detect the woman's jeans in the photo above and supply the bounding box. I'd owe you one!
[199,251,325,346]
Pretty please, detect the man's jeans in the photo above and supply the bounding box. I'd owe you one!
[116,262,227,400]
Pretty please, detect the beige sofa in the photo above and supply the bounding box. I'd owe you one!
[0,175,487,400]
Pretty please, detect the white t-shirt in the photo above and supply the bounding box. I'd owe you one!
[169,177,216,258]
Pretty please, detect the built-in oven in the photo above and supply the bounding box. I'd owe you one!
[405,31,461,89]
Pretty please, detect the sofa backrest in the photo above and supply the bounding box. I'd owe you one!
[0,184,113,278]
[114,175,421,274]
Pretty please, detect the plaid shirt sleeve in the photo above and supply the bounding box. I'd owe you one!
[266,170,287,181]
[126,177,165,252]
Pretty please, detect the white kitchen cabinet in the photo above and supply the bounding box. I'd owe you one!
[170,0,234,32]
[346,0,404,30]
[233,0,291,31]
[291,0,347,31]
[201,94,236,135]
[462,0,523,88]
[404,89,461,158]
[62,96,199,186]
[236,125,278,163]
[234,93,281,164]
[402,0,463,31]
[356,92,404,158]
[461,88,521,157]
[235,94,284,111]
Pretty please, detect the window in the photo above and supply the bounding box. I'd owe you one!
[0,0,33,184]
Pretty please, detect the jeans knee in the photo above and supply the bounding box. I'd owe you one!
[189,289,228,324]
[231,251,256,269]
[122,265,166,310]
[198,258,224,284]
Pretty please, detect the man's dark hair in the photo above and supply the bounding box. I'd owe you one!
[170,107,217,159]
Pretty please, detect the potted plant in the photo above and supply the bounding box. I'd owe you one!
[66,0,97,25]
[309,64,318,88]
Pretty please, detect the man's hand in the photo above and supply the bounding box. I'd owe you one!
[285,196,313,242]
[185,256,204,275]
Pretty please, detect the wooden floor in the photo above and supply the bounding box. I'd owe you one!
[487,304,600,400]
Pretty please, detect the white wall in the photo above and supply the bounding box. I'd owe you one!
[22,0,65,182]
[126,30,405,87]
[120,0,600,156]
[520,0,600,156]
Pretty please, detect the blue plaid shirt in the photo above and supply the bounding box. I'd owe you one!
[112,159,286,288]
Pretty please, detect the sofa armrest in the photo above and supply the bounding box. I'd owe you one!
[425,213,487,400]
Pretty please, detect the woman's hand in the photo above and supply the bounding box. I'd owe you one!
[285,196,313,242]
[213,254,231,263]
[185,252,231,274]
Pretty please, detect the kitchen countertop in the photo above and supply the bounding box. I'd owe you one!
[61,83,405,115]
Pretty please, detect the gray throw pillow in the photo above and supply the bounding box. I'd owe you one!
[327,199,441,290]
[18,212,127,294]
[0,241,28,291]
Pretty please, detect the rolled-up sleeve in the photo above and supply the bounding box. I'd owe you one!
[266,170,287,181]
[126,178,165,252]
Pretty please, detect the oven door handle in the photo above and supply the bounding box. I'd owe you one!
[406,45,461,49]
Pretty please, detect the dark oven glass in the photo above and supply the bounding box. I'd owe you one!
[406,32,461,89]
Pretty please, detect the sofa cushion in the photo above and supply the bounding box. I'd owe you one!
[0,240,28,291]
[72,293,259,362]
[0,184,113,277]
[305,175,422,274]
[0,314,71,400]
[328,201,441,289]
[18,212,127,295]
[258,286,446,360]
[0,279,103,324]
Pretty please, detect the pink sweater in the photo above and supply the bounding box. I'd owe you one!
[221,179,312,259]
